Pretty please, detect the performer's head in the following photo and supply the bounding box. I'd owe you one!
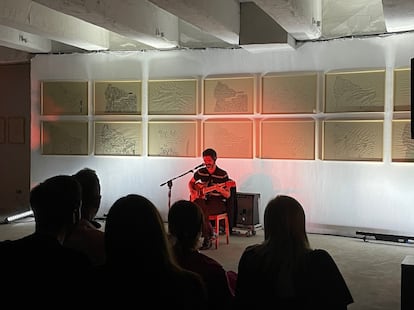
[202,148,217,170]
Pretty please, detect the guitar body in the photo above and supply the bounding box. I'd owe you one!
[190,180,235,202]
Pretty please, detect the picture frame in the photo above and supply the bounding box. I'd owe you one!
[8,117,25,144]
[259,118,315,159]
[324,69,385,112]
[93,80,141,115]
[322,120,383,161]
[391,119,414,162]
[393,68,410,111]
[204,75,254,114]
[262,72,318,114]
[203,119,253,158]
[148,79,198,115]
[148,120,199,157]
[41,80,88,115]
[41,121,88,155]
[94,121,142,156]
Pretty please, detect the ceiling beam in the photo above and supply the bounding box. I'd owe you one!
[0,0,110,51]
[33,0,179,49]
[148,0,240,45]
[0,25,51,53]
[239,2,296,52]
[251,0,321,40]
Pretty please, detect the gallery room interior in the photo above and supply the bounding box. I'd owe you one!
[1,0,414,237]
[2,2,414,309]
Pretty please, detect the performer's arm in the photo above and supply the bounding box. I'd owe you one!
[216,184,231,199]
[188,177,198,201]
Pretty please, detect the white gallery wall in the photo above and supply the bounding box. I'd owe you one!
[31,31,414,236]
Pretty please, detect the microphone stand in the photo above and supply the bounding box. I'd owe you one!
[160,165,200,209]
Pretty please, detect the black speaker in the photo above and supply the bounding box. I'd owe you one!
[236,192,260,227]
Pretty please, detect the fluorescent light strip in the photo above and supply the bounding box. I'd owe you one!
[5,210,34,223]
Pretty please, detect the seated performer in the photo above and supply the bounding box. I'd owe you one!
[189,148,235,250]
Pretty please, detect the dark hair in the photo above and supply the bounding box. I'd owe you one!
[105,194,174,268]
[264,195,309,248]
[73,168,100,205]
[202,148,217,161]
[30,175,81,232]
[168,200,204,249]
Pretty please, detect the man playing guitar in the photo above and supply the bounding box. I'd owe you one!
[189,148,234,250]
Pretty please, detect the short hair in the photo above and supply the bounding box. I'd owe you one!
[30,175,81,230]
[202,148,217,161]
[168,200,204,245]
[73,168,100,205]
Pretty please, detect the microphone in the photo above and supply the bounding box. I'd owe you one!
[194,163,205,170]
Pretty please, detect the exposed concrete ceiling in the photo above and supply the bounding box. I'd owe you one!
[0,0,413,63]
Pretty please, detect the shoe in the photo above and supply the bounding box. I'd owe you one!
[199,238,212,250]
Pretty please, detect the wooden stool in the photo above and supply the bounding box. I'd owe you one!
[208,213,230,249]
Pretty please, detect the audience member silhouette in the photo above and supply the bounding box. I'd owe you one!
[95,194,208,309]
[64,167,105,266]
[0,175,92,304]
[168,199,235,309]
[234,195,354,310]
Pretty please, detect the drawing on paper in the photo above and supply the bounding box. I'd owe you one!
[392,120,414,161]
[262,73,318,114]
[42,121,88,155]
[325,70,385,112]
[148,80,197,115]
[323,120,383,161]
[393,68,410,111]
[41,81,88,115]
[148,121,197,157]
[260,119,315,159]
[94,122,141,156]
[204,77,254,114]
[94,81,141,115]
[203,119,253,158]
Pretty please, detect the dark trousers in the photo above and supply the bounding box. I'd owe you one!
[194,197,227,239]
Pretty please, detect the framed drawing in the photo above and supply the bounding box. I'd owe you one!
[94,121,142,156]
[203,119,253,158]
[262,72,318,114]
[94,80,141,115]
[8,117,25,144]
[0,117,5,143]
[204,76,254,114]
[322,120,383,161]
[393,68,410,111]
[148,121,198,157]
[41,80,88,115]
[148,79,198,115]
[324,69,385,112]
[259,119,315,159]
[41,121,88,155]
[391,119,414,162]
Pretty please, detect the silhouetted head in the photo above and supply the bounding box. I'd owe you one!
[30,175,81,234]
[105,194,171,267]
[264,195,309,247]
[168,200,204,249]
[73,168,101,221]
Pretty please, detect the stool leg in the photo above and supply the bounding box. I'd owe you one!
[225,216,229,244]
[215,218,219,249]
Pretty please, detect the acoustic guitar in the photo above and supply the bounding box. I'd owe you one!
[190,180,236,202]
